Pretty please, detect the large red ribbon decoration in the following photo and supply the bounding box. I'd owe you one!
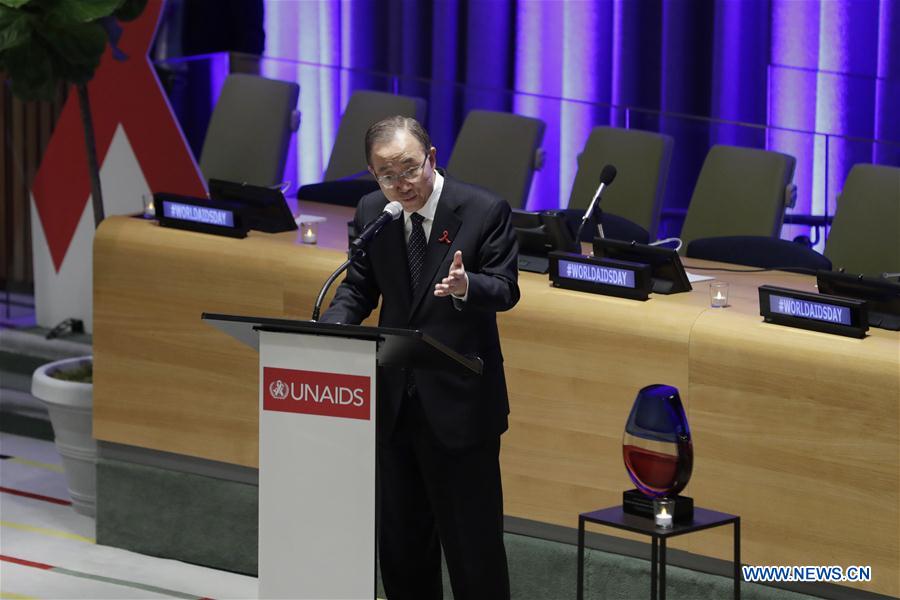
[31,0,206,271]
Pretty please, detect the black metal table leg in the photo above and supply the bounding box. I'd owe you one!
[734,518,741,600]
[577,516,585,600]
[579,507,740,600]
[660,538,667,600]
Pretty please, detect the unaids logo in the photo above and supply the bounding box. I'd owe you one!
[263,367,371,421]
[269,379,289,400]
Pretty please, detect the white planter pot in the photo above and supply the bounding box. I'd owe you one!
[31,356,96,518]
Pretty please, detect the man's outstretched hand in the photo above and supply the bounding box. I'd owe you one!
[434,250,468,298]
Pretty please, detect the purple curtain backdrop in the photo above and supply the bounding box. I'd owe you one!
[261,0,899,244]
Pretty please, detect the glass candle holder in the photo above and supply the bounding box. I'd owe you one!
[142,194,155,219]
[709,281,729,308]
[653,497,675,528]
[300,221,319,244]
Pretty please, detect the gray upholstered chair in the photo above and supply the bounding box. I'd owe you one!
[679,145,796,252]
[323,90,427,181]
[297,90,427,206]
[445,110,546,209]
[567,126,673,240]
[686,236,832,271]
[825,163,900,276]
[199,74,300,187]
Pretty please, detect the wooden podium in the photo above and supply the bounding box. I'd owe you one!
[203,313,481,599]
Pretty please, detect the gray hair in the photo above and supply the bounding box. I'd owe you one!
[365,116,432,165]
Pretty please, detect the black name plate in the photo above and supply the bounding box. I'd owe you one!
[759,284,868,338]
[549,252,652,301]
[155,193,248,238]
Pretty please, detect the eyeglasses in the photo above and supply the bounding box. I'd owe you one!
[374,154,429,189]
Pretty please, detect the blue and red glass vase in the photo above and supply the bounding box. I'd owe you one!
[623,384,693,498]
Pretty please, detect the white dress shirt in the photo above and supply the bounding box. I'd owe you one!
[402,172,467,301]
[403,171,444,243]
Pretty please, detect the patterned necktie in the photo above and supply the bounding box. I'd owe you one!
[407,212,427,290]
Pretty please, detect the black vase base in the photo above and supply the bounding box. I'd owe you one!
[623,489,695,522]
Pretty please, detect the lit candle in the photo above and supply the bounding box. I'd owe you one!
[655,506,673,528]
[295,214,325,244]
[709,281,729,308]
[142,194,155,219]
[301,225,317,244]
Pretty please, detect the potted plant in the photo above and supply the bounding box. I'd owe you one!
[0,0,148,227]
[3,0,147,517]
[30,356,95,516]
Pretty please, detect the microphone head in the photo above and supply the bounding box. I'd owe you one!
[384,201,403,220]
[599,165,617,185]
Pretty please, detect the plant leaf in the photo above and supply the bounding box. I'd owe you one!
[4,39,56,100]
[113,0,146,22]
[41,21,106,84]
[0,0,33,9]
[0,8,31,52]
[38,19,106,63]
[48,0,124,23]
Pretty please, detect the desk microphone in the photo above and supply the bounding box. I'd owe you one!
[576,165,617,246]
[351,201,403,252]
[312,201,402,321]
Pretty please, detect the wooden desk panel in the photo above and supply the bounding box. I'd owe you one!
[93,217,345,466]
[499,275,704,530]
[682,266,899,596]
[93,214,899,596]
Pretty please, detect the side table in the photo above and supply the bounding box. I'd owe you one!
[577,505,740,600]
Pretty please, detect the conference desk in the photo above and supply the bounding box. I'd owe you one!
[93,205,898,597]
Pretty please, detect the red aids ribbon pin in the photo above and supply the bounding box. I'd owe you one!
[438,230,451,245]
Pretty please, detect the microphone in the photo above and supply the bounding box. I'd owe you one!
[575,165,617,247]
[350,201,403,252]
[312,201,402,321]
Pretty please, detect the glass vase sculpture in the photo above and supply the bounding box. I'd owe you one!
[623,384,693,498]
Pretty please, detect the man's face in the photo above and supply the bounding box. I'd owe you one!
[368,129,436,213]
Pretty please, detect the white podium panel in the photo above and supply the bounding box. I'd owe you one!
[258,331,376,599]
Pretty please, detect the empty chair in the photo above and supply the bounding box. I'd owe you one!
[324,90,427,181]
[686,236,832,271]
[567,126,673,240]
[199,73,299,187]
[297,90,427,206]
[679,145,796,252]
[825,163,900,277]
[445,110,545,209]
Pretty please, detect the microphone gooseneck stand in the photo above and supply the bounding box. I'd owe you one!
[311,250,361,322]
[311,201,402,322]
[576,165,617,250]
[574,206,604,248]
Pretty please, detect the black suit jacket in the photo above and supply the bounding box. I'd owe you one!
[321,177,520,449]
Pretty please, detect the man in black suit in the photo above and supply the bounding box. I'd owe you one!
[321,116,519,599]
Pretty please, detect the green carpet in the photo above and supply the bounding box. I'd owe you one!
[390,533,821,600]
[96,459,258,575]
[95,457,836,599]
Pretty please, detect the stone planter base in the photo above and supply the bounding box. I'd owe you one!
[31,356,96,517]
